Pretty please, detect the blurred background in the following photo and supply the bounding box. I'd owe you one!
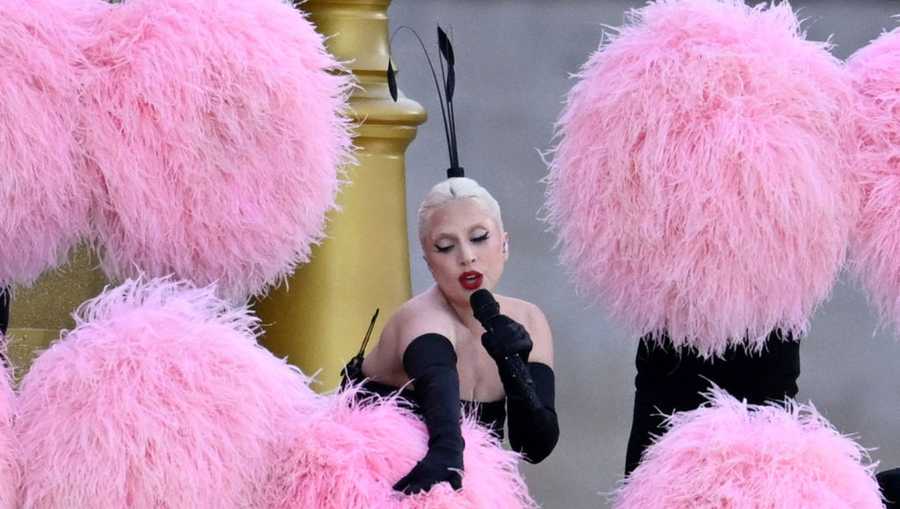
[388,1,900,507]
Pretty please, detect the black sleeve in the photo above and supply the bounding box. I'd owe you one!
[0,288,8,335]
[501,360,559,464]
[393,333,465,494]
[879,468,900,509]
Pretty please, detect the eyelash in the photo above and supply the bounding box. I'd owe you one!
[435,233,489,253]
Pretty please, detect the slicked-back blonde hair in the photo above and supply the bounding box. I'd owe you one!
[417,177,504,246]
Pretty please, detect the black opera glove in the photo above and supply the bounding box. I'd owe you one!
[506,362,559,463]
[480,314,532,362]
[481,317,559,464]
[393,333,464,495]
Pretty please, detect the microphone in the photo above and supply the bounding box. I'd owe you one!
[470,288,500,332]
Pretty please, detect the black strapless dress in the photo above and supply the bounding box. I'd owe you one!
[344,369,507,440]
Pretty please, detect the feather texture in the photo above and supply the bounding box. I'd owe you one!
[0,0,99,286]
[847,27,900,335]
[15,278,317,508]
[0,345,16,509]
[614,389,884,509]
[265,386,537,509]
[545,0,858,356]
[82,0,353,300]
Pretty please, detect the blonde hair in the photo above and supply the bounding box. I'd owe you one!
[417,177,504,245]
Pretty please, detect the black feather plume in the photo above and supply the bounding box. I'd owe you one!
[389,25,464,179]
[438,27,455,101]
[437,26,460,177]
[386,58,398,102]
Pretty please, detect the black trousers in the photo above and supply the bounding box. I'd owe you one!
[625,330,800,474]
[880,468,900,509]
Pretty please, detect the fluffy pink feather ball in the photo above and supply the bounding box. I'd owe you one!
[15,278,318,508]
[0,351,16,509]
[545,0,857,356]
[82,0,353,300]
[0,0,98,286]
[614,389,884,509]
[847,27,900,334]
[266,388,537,509]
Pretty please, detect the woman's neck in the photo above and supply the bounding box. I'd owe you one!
[430,285,484,334]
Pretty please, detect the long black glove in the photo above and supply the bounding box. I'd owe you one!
[481,315,559,464]
[393,333,464,494]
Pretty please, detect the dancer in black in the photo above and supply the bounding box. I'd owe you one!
[625,331,800,474]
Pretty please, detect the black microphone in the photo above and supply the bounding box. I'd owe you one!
[470,288,500,332]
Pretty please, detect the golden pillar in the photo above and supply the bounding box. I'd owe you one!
[5,248,107,376]
[255,0,425,391]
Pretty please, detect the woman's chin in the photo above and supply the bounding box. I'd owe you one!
[434,278,498,308]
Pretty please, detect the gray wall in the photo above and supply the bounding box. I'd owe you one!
[389,2,900,508]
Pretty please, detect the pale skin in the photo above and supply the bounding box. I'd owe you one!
[361,198,554,402]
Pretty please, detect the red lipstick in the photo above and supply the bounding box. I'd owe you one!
[459,271,483,290]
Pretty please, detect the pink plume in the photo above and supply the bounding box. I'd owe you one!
[545,0,858,356]
[614,389,884,509]
[15,278,318,508]
[0,0,100,286]
[847,27,900,335]
[0,344,16,509]
[82,0,354,300]
[265,387,537,509]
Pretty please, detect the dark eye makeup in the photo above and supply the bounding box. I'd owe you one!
[433,230,489,253]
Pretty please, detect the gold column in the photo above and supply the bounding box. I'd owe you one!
[254,0,425,391]
[6,248,107,375]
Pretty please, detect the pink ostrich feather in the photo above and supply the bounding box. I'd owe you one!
[545,0,858,356]
[847,26,900,335]
[0,0,100,287]
[614,389,884,509]
[0,344,17,509]
[82,0,354,301]
[265,386,537,509]
[15,278,318,509]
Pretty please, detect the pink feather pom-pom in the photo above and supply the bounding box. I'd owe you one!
[613,389,884,509]
[265,387,537,509]
[847,27,900,334]
[0,347,17,509]
[15,278,318,508]
[0,0,99,286]
[82,0,353,300]
[545,0,858,356]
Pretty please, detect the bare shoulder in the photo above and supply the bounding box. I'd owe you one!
[497,295,554,367]
[362,289,458,384]
[496,296,551,335]
[385,289,457,354]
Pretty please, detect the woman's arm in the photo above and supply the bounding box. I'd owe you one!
[481,304,559,463]
[391,312,465,494]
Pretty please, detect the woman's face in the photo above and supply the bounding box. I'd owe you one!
[422,198,508,307]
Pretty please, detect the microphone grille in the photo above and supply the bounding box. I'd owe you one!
[470,289,499,323]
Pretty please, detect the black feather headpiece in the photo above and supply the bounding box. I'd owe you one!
[387,26,463,179]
